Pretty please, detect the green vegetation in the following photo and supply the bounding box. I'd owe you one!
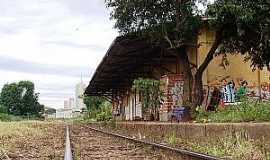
[0,113,22,122]
[165,131,269,160]
[196,99,270,123]
[191,132,269,160]
[83,96,112,121]
[0,81,44,121]
[83,96,106,111]
[132,78,163,120]
[166,132,178,146]
[105,0,270,109]
[96,101,113,121]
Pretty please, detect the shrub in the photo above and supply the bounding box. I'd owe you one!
[96,101,112,122]
[196,99,270,123]
[82,100,112,122]
[0,113,22,121]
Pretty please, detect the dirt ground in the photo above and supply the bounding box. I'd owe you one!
[0,121,65,160]
[70,125,185,160]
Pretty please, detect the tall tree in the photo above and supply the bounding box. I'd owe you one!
[0,83,21,114]
[105,0,270,111]
[0,81,44,116]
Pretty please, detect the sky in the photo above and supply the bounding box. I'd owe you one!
[0,0,118,108]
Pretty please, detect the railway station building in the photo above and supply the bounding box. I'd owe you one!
[85,26,270,121]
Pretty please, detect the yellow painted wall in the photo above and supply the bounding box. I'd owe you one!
[197,27,270,88]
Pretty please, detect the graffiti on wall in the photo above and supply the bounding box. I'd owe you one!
[170,81,184,106]
[203,76,270,110]
[246,83,270,100]
[160,74,184,112]
[261,82,270,100]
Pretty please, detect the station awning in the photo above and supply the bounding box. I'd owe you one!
[85,36,178,96]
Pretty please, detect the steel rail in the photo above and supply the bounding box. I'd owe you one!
[86,126,222,160]
[64,126,73,160]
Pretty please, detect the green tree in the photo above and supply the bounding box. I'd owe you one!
[83,96,106,111]
[105,0,270,111]
[83,96,112,120]
[0,83,22,115]
[0,81,44,116]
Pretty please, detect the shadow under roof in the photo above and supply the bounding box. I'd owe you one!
[85,36,178,97]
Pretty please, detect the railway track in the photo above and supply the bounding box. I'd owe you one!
[67,125,221,160]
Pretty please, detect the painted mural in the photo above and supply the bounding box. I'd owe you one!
[203,75,270,110]
[170,81,184,107]
[247,82,270,100]
[261,82,270,100]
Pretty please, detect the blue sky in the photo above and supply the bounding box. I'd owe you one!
[0,0,117,108]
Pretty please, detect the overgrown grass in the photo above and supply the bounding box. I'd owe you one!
[196,99,270,123]
[191,132,269,160]
[0,121,44,139]
[165,131,269,160]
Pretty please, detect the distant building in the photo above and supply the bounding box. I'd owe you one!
[75,80,87,110]
[56,108,73,119]
[64,100,69,109]
[55,77,87,119]
[69,98,75,109]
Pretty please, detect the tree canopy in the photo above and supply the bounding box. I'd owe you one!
[207,0,270,69]
[105,0,270,108]
[0,81,44,117]
[106,0,203,47]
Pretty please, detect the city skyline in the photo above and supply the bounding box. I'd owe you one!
[62,80,86,110]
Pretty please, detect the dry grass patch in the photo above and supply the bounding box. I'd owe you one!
[0,121,65,160]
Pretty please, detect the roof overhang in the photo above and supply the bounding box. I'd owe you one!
[85,36,178,97]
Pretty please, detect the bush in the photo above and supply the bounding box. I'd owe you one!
[0,105,7,113]
[196,99,270,123]
[84,109,98,120]
[0,113,22,121]
[96,101,112,121]
[83,101,112,122]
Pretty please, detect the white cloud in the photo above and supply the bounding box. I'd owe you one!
[0,70,91,107]
[0,0,118,108]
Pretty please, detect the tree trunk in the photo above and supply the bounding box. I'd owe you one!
[191,29,223,112]
[191,72,204,113]
[177,47,193,102]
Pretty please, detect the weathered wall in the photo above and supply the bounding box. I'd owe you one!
[197,26,270,100]
[111,122,270,144]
